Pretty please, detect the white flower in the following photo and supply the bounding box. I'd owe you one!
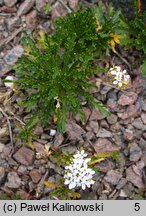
[56,100,60,109]
[50,129,56,136]
[110,70,116,75]
[64,150,95,190]
[115,66,121,72]
[4,76,14,89]
[124,74,130,82]
[54,96,61,109]
[109,66,130,88]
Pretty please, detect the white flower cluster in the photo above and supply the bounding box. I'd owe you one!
[64,150,95,190]
[109,66,130,88]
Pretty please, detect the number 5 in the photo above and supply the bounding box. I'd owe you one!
[134,203,140,211]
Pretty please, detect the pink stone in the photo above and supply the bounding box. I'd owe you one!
[104,170,122,185]
[4,0,17,7]
[107,114,118,124]
[6,172,21,188]
[25,10,38,30]
[124,129,134,141]
[29,169,42,183]
[0,167,5,185]
[141,112,146,124]
[118,92,137,106]
[13,147,35,165]
[94,138,120,154]
[52,1,68,19]
[126,166,144,188]
[33,142,46,155]
[68,0,79,10]
[129,143,142,162]
[17,0,35,16]
[90,109,106,121]
[118,105,139,120]
[66,121,85,140]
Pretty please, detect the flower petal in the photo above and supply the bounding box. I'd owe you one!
[113,80,118,85]
[69,182,76,189]
[64,179,70,185]
[81,184,86,190]
[110,70,116,75]
[118,82,122,87]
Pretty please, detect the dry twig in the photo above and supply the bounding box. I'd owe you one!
[0,107,14,154]
[115,50,131,71]
[0,26,24,48]
[96,78,129,93]
[9,111,25,126]
[36,170,49,199]
[58,0,72,13]
[0,13,11,17]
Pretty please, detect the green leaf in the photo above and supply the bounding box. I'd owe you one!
[141,60,146,75]
[26,114,39,130]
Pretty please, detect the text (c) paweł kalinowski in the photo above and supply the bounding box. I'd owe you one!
[20,203,103,212]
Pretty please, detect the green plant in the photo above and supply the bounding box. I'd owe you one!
[121,12,146,74]
[43,3,51,14]
[45,149,98,199]
[44,148,120,199]
[93,2,128,53]
[45,178,81,200]
[50,148,73,166]
[111,151,120,163]
[14,5,127,134]
[0,192,22,200]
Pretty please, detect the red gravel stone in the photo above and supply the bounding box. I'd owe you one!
[17,0,35,16]
[1,146,11,160]
[36,0,53,12]
[118,105,139,120]
[94,138,120,154]
[118,92,137,106]
[124,129,134,141]
[68,0,79,10]
[142,132,146,139]
[52,1,68,19]
[129,143,142,162]
[0,6,17,13]
[13,147,35,166]
[141,112,146,124]
[107,114,118,124]
[90,109,106,121]
[100,120,109,129]
[104,170,122,185]
[5,172,21,189]
[132,118,144,130]
[33,142,46,155]
[4,0,17,7]
[25,10,38,31]
[0,167,5,185]
[66,121,85,140]
[29,169,42,183]
[88,121,99,133]
[126,165,144,188]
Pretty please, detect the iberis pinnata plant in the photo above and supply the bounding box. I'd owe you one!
[107,66,131,89]
[14,3,127,135]
[64,150,95,190]
[44,148,118,199]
